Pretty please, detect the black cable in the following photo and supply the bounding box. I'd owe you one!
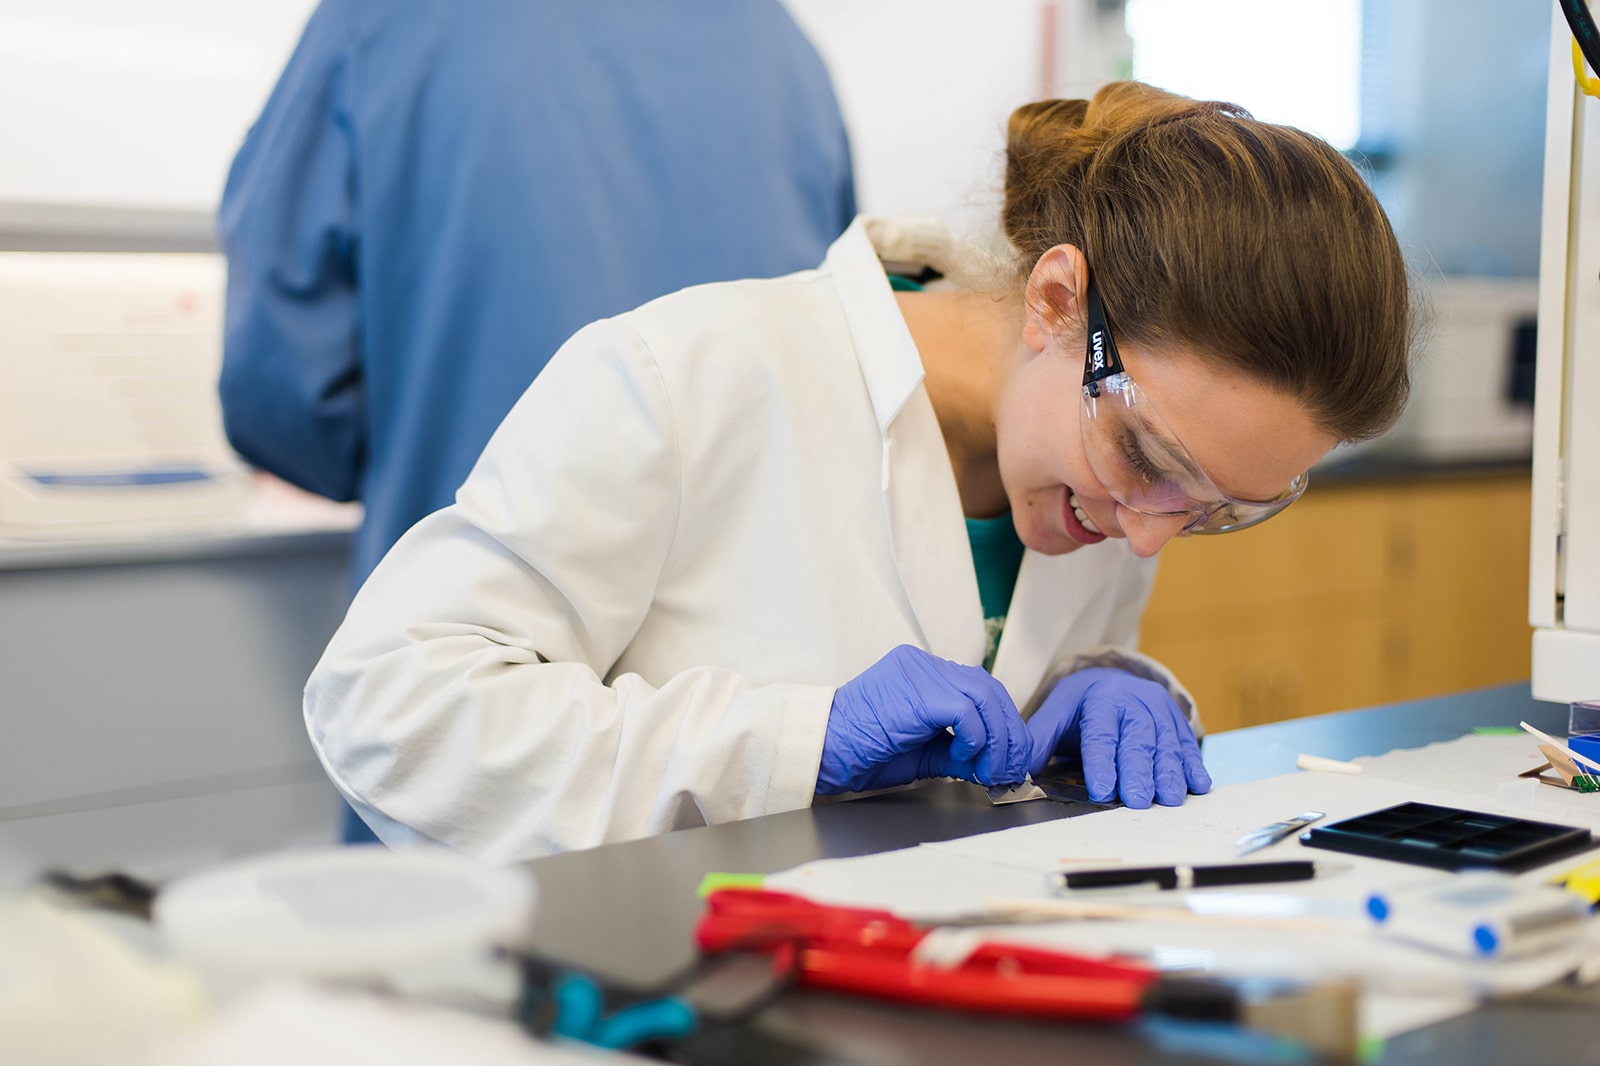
[1560,0,1600,80]
[40,870,158,920]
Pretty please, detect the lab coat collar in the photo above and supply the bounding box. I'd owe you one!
[824,217,926,434]
[823,217,1127,700]
[825,216,1003,434]
[826,217,983,662]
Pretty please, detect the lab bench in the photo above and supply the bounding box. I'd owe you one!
[516,683,1585,1066]
[1141,454,1533,734]
[0,497,358,878]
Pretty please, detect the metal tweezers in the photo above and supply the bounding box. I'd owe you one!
[1234,810,1325,856]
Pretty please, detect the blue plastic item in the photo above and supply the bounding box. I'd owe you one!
[1566,732,1600,773]
[550,974,697,1049]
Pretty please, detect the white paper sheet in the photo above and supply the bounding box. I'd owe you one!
[767,734,1600,1041]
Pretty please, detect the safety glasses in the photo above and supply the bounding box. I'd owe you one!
[1079,275,1307,535]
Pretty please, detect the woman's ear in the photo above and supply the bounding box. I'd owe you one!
[1022,245,1089,353]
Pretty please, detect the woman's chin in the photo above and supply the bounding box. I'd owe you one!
[1018,523,1086,557]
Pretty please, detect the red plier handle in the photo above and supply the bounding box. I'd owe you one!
[696,887,1160,1021]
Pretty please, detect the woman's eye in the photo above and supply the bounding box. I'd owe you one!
[1121,438,1172,487]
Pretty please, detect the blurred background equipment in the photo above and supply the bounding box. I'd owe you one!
[0,251,249,536]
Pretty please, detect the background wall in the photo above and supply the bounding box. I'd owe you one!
[2,0,1550,279]
[0,1,1102,250]
[0,0,317,211]
[1360,0,1551,278]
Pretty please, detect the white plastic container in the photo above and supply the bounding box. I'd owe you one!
[152,847,536,1007]
[1366,871,1590,958]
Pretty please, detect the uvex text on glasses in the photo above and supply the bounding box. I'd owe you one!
[1080,274,1308,534]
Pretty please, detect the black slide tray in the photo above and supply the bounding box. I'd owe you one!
[1298,801,1595,872]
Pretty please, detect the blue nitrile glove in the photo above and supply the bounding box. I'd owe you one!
[1026,667,1211,809]
[817,644,1031,795]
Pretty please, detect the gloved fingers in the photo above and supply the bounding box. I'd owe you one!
[917,733,981,785]
[1025,682,1085,776]
[944,700,1026,786]
[1147,707,1190,807]
[929,659,1028,785]
[886,647,987,755]
[1076,693,1123,804]
[820,645,1031,795]
[970,675,1030,786]
[1111,698,1159,809]
[976,711,1029,786]
[1025,703,1073,776]
[862,747,935,793]
[1027,668,1141,777]
[943,702,988,764]
[1166,707,1213,795]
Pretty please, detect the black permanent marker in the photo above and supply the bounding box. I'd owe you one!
[1053,860,1342,892]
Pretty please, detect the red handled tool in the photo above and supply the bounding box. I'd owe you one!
[695,887,1358,1060]
[697,886,1159,1020]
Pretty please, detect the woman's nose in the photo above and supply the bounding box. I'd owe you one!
[1116,508,1189,558]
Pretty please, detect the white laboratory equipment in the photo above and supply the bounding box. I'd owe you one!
[1533,10,1600,702]
[1386,277,1538,461]
[1366,872,1591,958]
[0,252,251,536]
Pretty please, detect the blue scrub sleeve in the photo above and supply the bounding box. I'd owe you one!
[217,0,366,502]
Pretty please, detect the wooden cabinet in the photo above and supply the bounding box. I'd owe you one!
[1139,472,1532,734]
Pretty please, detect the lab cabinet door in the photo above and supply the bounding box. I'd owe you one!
[1140,473,1533,734]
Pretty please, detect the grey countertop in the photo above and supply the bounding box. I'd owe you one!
[516,683,1585,1065]
[1311,447,1530,487]
[0,478,358,571]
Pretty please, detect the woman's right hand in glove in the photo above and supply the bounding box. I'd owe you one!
[815,644,1031,795]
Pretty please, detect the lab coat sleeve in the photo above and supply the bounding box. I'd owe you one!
[304,318,836,862]
[216,0,365,502]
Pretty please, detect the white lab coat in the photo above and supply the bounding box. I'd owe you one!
[304,218,1188,862]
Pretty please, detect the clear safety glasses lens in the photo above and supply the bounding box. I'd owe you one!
[1079,371,1307,536]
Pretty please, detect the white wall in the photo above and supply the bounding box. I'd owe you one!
[0,0,317,211]
[783,0,1050,243]
[0,0,1085,249]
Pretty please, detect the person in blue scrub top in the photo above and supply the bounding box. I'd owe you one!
[216,0,856,842]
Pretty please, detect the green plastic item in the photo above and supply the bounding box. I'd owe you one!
[696,872,765,897]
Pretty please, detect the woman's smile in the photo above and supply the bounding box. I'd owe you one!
[1063,487,1108,544]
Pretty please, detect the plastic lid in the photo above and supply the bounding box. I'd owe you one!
[153,847,536,979]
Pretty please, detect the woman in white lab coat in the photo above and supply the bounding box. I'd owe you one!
[304,82,1413,861]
